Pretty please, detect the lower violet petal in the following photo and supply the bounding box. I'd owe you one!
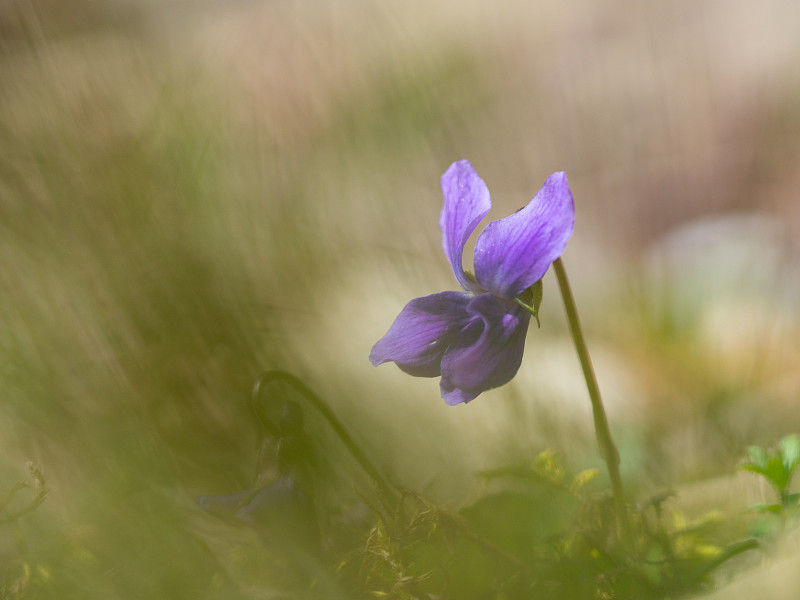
[439,293,530,404]
[369,291,472,377]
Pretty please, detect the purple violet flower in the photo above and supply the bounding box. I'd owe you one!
[370,160,575,405]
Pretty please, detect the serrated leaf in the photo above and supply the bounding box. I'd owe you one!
[739,464,767,478]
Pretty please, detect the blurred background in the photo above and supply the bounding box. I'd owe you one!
[1,0,799,597]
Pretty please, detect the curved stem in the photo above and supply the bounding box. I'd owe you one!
[552,257,632,546]
[252,370,397,506]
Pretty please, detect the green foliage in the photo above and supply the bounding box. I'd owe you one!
[342,450,753,600]
[739,434,800,536]
[185,377,761,600]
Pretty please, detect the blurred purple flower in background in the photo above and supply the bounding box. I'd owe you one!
[370,160,575,405]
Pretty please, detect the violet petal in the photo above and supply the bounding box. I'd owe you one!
[440,160,491,292]
[439,293,530,405]
[369,291,472,377]
[473,171,574,299]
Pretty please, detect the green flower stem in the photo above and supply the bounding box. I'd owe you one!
[553,257,632,546]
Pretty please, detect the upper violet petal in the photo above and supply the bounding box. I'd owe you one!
[439,294,530,404]
[473,171,574,299]
[440,160,491,292]
[370,291,472,377]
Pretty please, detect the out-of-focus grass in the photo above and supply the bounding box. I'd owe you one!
[1,57,266,600]
[1,0,800,598]
[0,4,500,597]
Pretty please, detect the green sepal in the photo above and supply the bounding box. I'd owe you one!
[514,279,544,328]
[530,279,543,316]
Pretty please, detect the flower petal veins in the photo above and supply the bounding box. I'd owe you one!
[369,291,472,377]
[474,171,574,299]
[371,160,574,404]
[439,160,491,293]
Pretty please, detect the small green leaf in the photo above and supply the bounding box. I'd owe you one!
[744,446,768,470]
[765,456,789,493]
[779,434,800,478]
[739,464,767,478]
[744,502,783,515]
